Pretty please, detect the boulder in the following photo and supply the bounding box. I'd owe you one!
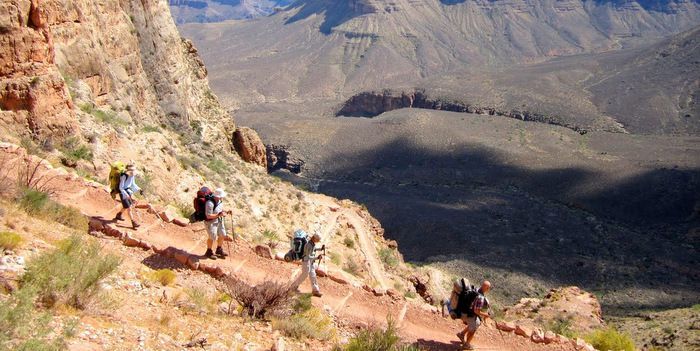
[232,127,267,169]
[514,325,532,338]
[386,288,401,300]
[158,206,178,223]
[123,235,140,247]
[373,288,386,296]
[544,331,556,344]
[187,256,200,270]
[315,266,327,277]
[386,240,398,249]
[274,252,285,261]
[173,252,190,266]
[531,329,545,343]
[172,217,189,227]
[254,245,273,259]
[88,218,104,231]
[327,271,349,285]
[271,336,285,351]
[137,240,151,250]
[362,284,373,293]
[496,321,516,332]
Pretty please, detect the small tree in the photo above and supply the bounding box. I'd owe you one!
[222,276,292,319]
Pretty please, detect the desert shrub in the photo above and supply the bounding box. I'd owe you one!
[343,258,361,276]
[584,327,635,351]
[21,234,121,309]
[329,252,342,266]
[379,248,399,268]
[223,276,292,319]
[173,201,192,218]
[207,158,229,175]
[18,189,88,231]
[60,138,93,162]
[546,314,575,338]
[142,125,161,133]
[10,157,58,195]
[147,269,176,286]
[404,290,417,299]
[0,286,73,351]
[80,104,127,127]
[273,307,336,341]
[185,287,215,313]
[343,236,355,248]
[263,229,279,241]
[339,317,421,351]
[0,231,23,250]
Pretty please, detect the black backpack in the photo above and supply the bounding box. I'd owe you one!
[456,279,480,318]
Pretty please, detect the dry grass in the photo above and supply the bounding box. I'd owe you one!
[222,276,293,319]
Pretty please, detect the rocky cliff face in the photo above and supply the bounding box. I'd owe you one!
[169,0,295,24]
[1,0,233,150]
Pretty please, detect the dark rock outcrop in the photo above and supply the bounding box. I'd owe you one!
[337,89,589,134]
[266,144,304,174]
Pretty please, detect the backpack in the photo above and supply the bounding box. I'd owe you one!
[109,161,127,198]
[448,278,480,319]
[191,187,214,222]
[284,229,308,262]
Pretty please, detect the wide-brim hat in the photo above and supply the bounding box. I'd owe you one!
[213,188,227,198]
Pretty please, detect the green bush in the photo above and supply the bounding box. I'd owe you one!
[343,237,355,248]
[329,252,342,266]
[340,318,421,351]
[546,315,576,338]
[147,269,176,286]
[584,327,635,351]
[293,293,312,313]
[272,307,336,341]
[80,104,127,127]
[60,138,93,162]
[21,234,121,309]
[207,158,230,175]
[18,189,88,231]
[0,231,23,250]
[142,125,161,133]
[379,248,399,268]
[263,230,279,241]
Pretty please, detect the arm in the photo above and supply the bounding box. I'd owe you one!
[205,201,221,221]
[119,174,129,198]
[473,306,489,320]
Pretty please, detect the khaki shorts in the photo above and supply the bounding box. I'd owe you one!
[205,220,226,240]
[461,315,481,333]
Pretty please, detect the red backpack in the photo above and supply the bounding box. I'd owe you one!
[192,187,213,222]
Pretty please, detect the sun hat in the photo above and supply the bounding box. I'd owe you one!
[213,188,227,198]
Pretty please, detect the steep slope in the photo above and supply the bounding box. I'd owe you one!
[169,0,295,24]
[180,0,700,101]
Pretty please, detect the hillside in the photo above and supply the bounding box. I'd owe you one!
[169,0,295,24]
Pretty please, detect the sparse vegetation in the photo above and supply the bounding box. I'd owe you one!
[343,258,361,276]
[546,314,576,338]
[584,327,635,351]
[379,248,399,268]
[142,124,161,133]
[262,229,279,241]
[329,251,342,265]
[223,276,292,319]
[273,307,336,341]
[18,189,88,231]
[80,104,128,127]
[207,158,230,175]
[60,137,93,163]
[21,234,121,310]
[146,269,176,286]
[338,317,421,351]
[0,231,22,250]
[343,236,355,248]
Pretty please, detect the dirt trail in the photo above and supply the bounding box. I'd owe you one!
[1,145,577,351]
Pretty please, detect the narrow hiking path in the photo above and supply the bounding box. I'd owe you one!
[0,144,577,351]
[316,197,389,289]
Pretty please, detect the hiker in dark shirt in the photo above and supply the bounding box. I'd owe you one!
[457,280,491,350]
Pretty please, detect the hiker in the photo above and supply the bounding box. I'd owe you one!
[114,164,141,229]
[457,280,491,350]
[291,231,324,297]
[204,188,232,259]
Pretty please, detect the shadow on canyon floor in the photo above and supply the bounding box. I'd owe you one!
[289,137,699,311]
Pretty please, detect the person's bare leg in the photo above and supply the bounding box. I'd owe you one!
[217,236,224,248]
[206,238,214,250]
[466,330,476,345]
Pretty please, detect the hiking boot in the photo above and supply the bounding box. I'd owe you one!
[114,212,123,221]
[204,248,216,259]
[312,291,323,298]
[456,331,466,344]
[132,221,140,229]
[215,246,228,257]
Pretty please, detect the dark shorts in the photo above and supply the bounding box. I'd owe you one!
[119,192,132,209]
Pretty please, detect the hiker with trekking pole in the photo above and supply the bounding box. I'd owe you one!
[442,279,492,350]
[290,230,325,297]
[200,188,234,259]
[110,163,142,229]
